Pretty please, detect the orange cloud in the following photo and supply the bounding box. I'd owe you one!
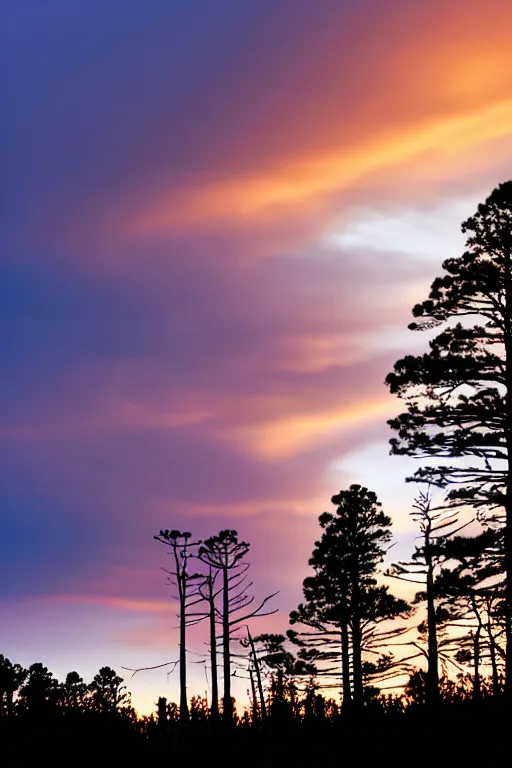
[222,397,396,460]
[111,0,512,242]
[128,98,512,237]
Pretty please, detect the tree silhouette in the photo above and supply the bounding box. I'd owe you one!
[189,694,210,723]
[18,663,58,716]
[0,655,26,717]
[386,181,512,693]
[196,567,221,720]
[248,633,315,723]
[90,666,131,714]
[60,671,89,710]
[154,529,202,721]
[290,485,410,709]
[240,627,268,722]
[198,530,277,723]
[386,487,469,703]
[289,578,352,707]
[433,528,505,696]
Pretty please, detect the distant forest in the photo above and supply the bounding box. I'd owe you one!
[2,182,512,760]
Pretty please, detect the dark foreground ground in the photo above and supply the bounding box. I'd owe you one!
[1,704,510,766]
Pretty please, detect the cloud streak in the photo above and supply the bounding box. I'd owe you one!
[129,97,512,238]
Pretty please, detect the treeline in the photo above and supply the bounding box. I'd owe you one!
[0,651,506,761]
[0,650,502,724]
[0,660,135,718]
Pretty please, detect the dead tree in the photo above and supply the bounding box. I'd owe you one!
[195,567,221,720]
[386,488,470,704]
[198,530,278,723]
[240,627,267,722]
[154,529,203,722]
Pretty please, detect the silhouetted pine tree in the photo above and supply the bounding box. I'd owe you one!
[386,181,512,693]
[18,663,59,716]
[434,528,505,696]
[59,671,89,710]
[89,667,132,715]
[290,485,410,709]
[0,655,26,717]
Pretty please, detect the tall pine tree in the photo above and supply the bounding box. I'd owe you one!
[386,181,512,694]
[290,485,410,708]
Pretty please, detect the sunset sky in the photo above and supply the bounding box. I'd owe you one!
[3,0,512,713]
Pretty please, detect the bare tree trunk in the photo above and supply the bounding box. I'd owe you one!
[488,620,500,696]
[351,579,364,707]
[207,571,219,721]
[249,668,259,724]
[178,596,189,721]
[172,545,189,723]
[222,566,232,722]
[425,526,440,705]
[276,668,285,717]
[340,622,352,709]
[247,628,267,721]
[473,628,481,702]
